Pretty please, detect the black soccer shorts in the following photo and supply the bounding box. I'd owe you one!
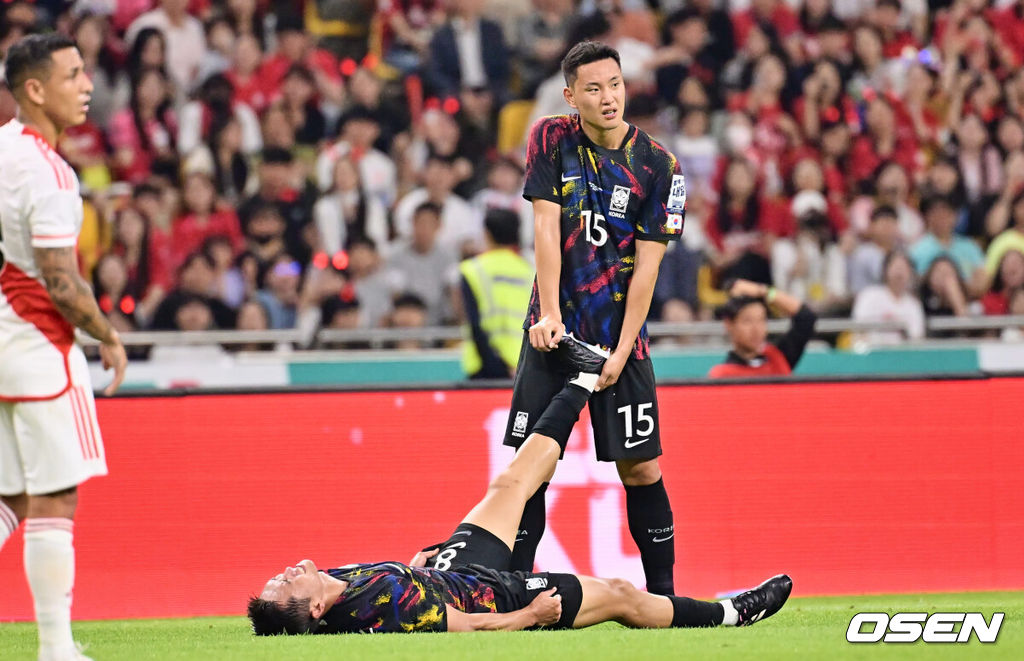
[518,571,583,629]
[504,334,663,462]
[426,523,512,572]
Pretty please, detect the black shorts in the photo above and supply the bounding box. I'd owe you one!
[427,524,583,629]
[427,523,512,572]
[511,571,583,630]
[504,334,662,462]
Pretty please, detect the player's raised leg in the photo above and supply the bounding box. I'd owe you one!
[571,573,793,629]
[462,336,607,550]
[461,431,561,549]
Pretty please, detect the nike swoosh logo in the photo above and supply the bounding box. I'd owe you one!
[561,174,581,182]
[452,530,472,537]
[652,533,674,543]
[623,438,649,448]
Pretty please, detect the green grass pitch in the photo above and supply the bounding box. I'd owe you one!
[1,592,1021,660]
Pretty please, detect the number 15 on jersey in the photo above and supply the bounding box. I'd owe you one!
[581,209,608,247]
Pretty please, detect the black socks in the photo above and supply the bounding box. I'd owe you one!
[510,482,548,571]
[669,596,725,627]
[625,477,675,595]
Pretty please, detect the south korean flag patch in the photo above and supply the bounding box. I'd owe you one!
[667,174,687,212]
[667,212,683,230]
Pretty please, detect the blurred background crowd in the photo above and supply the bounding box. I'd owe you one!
[2,0,1024,350]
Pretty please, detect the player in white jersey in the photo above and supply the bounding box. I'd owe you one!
[0,33,126,661]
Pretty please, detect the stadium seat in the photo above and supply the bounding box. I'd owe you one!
[497,100,535,155]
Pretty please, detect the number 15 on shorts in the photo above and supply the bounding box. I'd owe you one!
[618,403,654,448]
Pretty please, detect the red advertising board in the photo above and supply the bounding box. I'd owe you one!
[1,378,1022,621]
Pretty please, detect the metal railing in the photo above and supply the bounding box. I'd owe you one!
[75,315,1024,350]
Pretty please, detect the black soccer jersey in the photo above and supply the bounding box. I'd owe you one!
[522,114,686,358]
[318,562,527,634]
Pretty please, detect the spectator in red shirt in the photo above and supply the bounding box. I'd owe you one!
[993,0,1024,66]
[901,61,943,151]
[708,279,817,378]
[705,157,787,285]
[872,0,919,59]
[170,171,245,271]
[795,58,857,144]
[730,54,802,195]
[259,11,343,109]
[108,67,178,184]
[731,0,800,53]
[849,96,922,188]
[982,249,1024,315]
[227,33,271,113]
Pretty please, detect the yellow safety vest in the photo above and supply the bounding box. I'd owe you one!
[460,248,534,376]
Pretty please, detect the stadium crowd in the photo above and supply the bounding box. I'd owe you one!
[2,0,1024,348]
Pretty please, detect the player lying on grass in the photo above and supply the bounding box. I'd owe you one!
[248,337,792,634]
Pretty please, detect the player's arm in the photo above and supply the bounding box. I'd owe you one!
[596,239,668,391]
[35,246,127,395]
[444,588,562,632]
[529,198,564,351]
[730,279,816,368]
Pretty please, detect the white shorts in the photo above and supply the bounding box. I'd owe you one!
[0,349,107,495]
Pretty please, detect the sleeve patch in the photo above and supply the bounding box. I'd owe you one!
[667,175,687,212]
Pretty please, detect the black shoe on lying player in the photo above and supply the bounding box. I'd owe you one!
[732,574,793,626]
[553,333,609,393]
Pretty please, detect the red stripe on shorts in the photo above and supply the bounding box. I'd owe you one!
[76,387,100,460]
[68,388,90,460]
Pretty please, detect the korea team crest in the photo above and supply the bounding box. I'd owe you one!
[610,185,631,218]
[512,411,529,437]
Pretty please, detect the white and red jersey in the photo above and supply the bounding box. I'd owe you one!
[0,119,85,401]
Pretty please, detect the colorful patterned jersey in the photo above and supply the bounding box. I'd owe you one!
[522,114,686,358]
[319,562,506,633]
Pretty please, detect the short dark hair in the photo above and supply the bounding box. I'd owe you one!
[393,292,427,310]
[719,295,767,320]
[870,205,898,222]
[247,596,317,636]
[178,251,215,276]
[413,201,442,220]
[3,33,77,96]
[920,194,955,216]
[561,40,620,86]
[484,208,520,246]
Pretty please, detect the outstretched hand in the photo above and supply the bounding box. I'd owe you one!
[409,548,439,568]
[528,588,562,627]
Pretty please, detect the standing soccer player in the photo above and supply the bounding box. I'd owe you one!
[505,41,686,595]
[0,34,126,661]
